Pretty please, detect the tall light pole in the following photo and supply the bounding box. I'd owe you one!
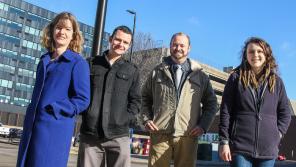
[126,9,136,61]
[92,0,108,57]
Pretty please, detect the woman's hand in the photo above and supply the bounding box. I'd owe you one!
[219,144,232,161]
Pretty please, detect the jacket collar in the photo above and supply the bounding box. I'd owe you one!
[103,50,126,66]
[190,59,203,71]
[161,56,202,72]
[41,49,76,62]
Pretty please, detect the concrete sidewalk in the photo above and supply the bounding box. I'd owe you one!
[1,139,296,167]
[70,146,148,165]
[70,145,296,167]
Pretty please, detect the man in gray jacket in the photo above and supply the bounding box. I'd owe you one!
[141,32,218,167]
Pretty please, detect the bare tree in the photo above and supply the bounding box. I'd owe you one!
[132,31,158,52]
[124,31,169,88]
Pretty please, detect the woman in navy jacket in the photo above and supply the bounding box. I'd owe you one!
[219,37,292,167]
[17,12,90,167]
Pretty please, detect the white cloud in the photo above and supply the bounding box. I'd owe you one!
[280,42,291,50]
[187,16,200,26]
[279,42,296,58]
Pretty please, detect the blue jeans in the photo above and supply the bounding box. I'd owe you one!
[231,154,275,167]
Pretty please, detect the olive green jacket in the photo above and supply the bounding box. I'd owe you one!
[141,57,218,136]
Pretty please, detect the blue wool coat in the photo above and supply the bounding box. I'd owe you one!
[17,49,90,167]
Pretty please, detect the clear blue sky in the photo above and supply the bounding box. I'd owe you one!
[25,0,296,100]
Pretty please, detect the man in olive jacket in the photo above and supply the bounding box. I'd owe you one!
[78,26,141,167]
[141,32,218,167]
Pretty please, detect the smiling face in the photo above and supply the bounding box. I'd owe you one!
[246,43,266,74]
[53,19,73,49]
[108,29,132,57]
[170,34,191,64]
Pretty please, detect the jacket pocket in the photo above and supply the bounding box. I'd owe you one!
[230,119,237,139]
[153,77,172,112]
[111,109,130,127]
[116,72,130,80]
[46,98,75,120]
[257,114,281,156]
[189,75,201,87]
[90,68,105,87]
[231,113,256,153]
[114,72,131,93]
[188,77,201,94]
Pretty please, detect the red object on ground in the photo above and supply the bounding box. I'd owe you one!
[142,139,150,155]
[278,154,286,161]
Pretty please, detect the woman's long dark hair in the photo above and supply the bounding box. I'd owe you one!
[238,37,277,93]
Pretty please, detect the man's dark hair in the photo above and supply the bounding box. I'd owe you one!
[111,25,133,39]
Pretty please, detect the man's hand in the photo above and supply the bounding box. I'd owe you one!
[145,120,159,132]
[219,144,232,161]
[189,126,204,137]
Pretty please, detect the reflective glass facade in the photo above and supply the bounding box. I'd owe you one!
[0,0,110,108]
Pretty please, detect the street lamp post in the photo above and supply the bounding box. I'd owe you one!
[92,0,108,57]
[126,9,136,61]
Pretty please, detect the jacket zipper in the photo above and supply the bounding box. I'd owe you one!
[249,82,268,157]
[249,88,259,157]
[163,67,179,108]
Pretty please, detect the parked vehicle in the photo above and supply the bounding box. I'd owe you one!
[9,128,22,138]
[0,125,10,137]
[8,128,23,143]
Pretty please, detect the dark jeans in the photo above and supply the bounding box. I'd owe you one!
[231,154,275,167]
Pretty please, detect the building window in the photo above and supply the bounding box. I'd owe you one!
[25,26,40,36]
[0,48,18,59]
[0,79,13,88]
[35,58,40,65]
[0,17,22,30]
[0,32,20,45]
[0,95,10,103]
[0,64,15,74]
[18,68,34,78]
[22,40,42,51]
[13,97,30,107]
[27,12,50,24]
[20,54,35,63]
[16,82,34,92]
[0,2,9,11]
[8,5,26,16]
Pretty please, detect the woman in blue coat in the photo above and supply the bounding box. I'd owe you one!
[17,12,90,167]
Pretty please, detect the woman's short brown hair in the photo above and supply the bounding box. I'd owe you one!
[41,12,84,53]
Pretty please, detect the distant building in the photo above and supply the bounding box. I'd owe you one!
[290,100,296,116]
[223,66,234,73]
[0,0,109,113]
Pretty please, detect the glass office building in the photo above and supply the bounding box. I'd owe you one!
[0,0,109,109]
